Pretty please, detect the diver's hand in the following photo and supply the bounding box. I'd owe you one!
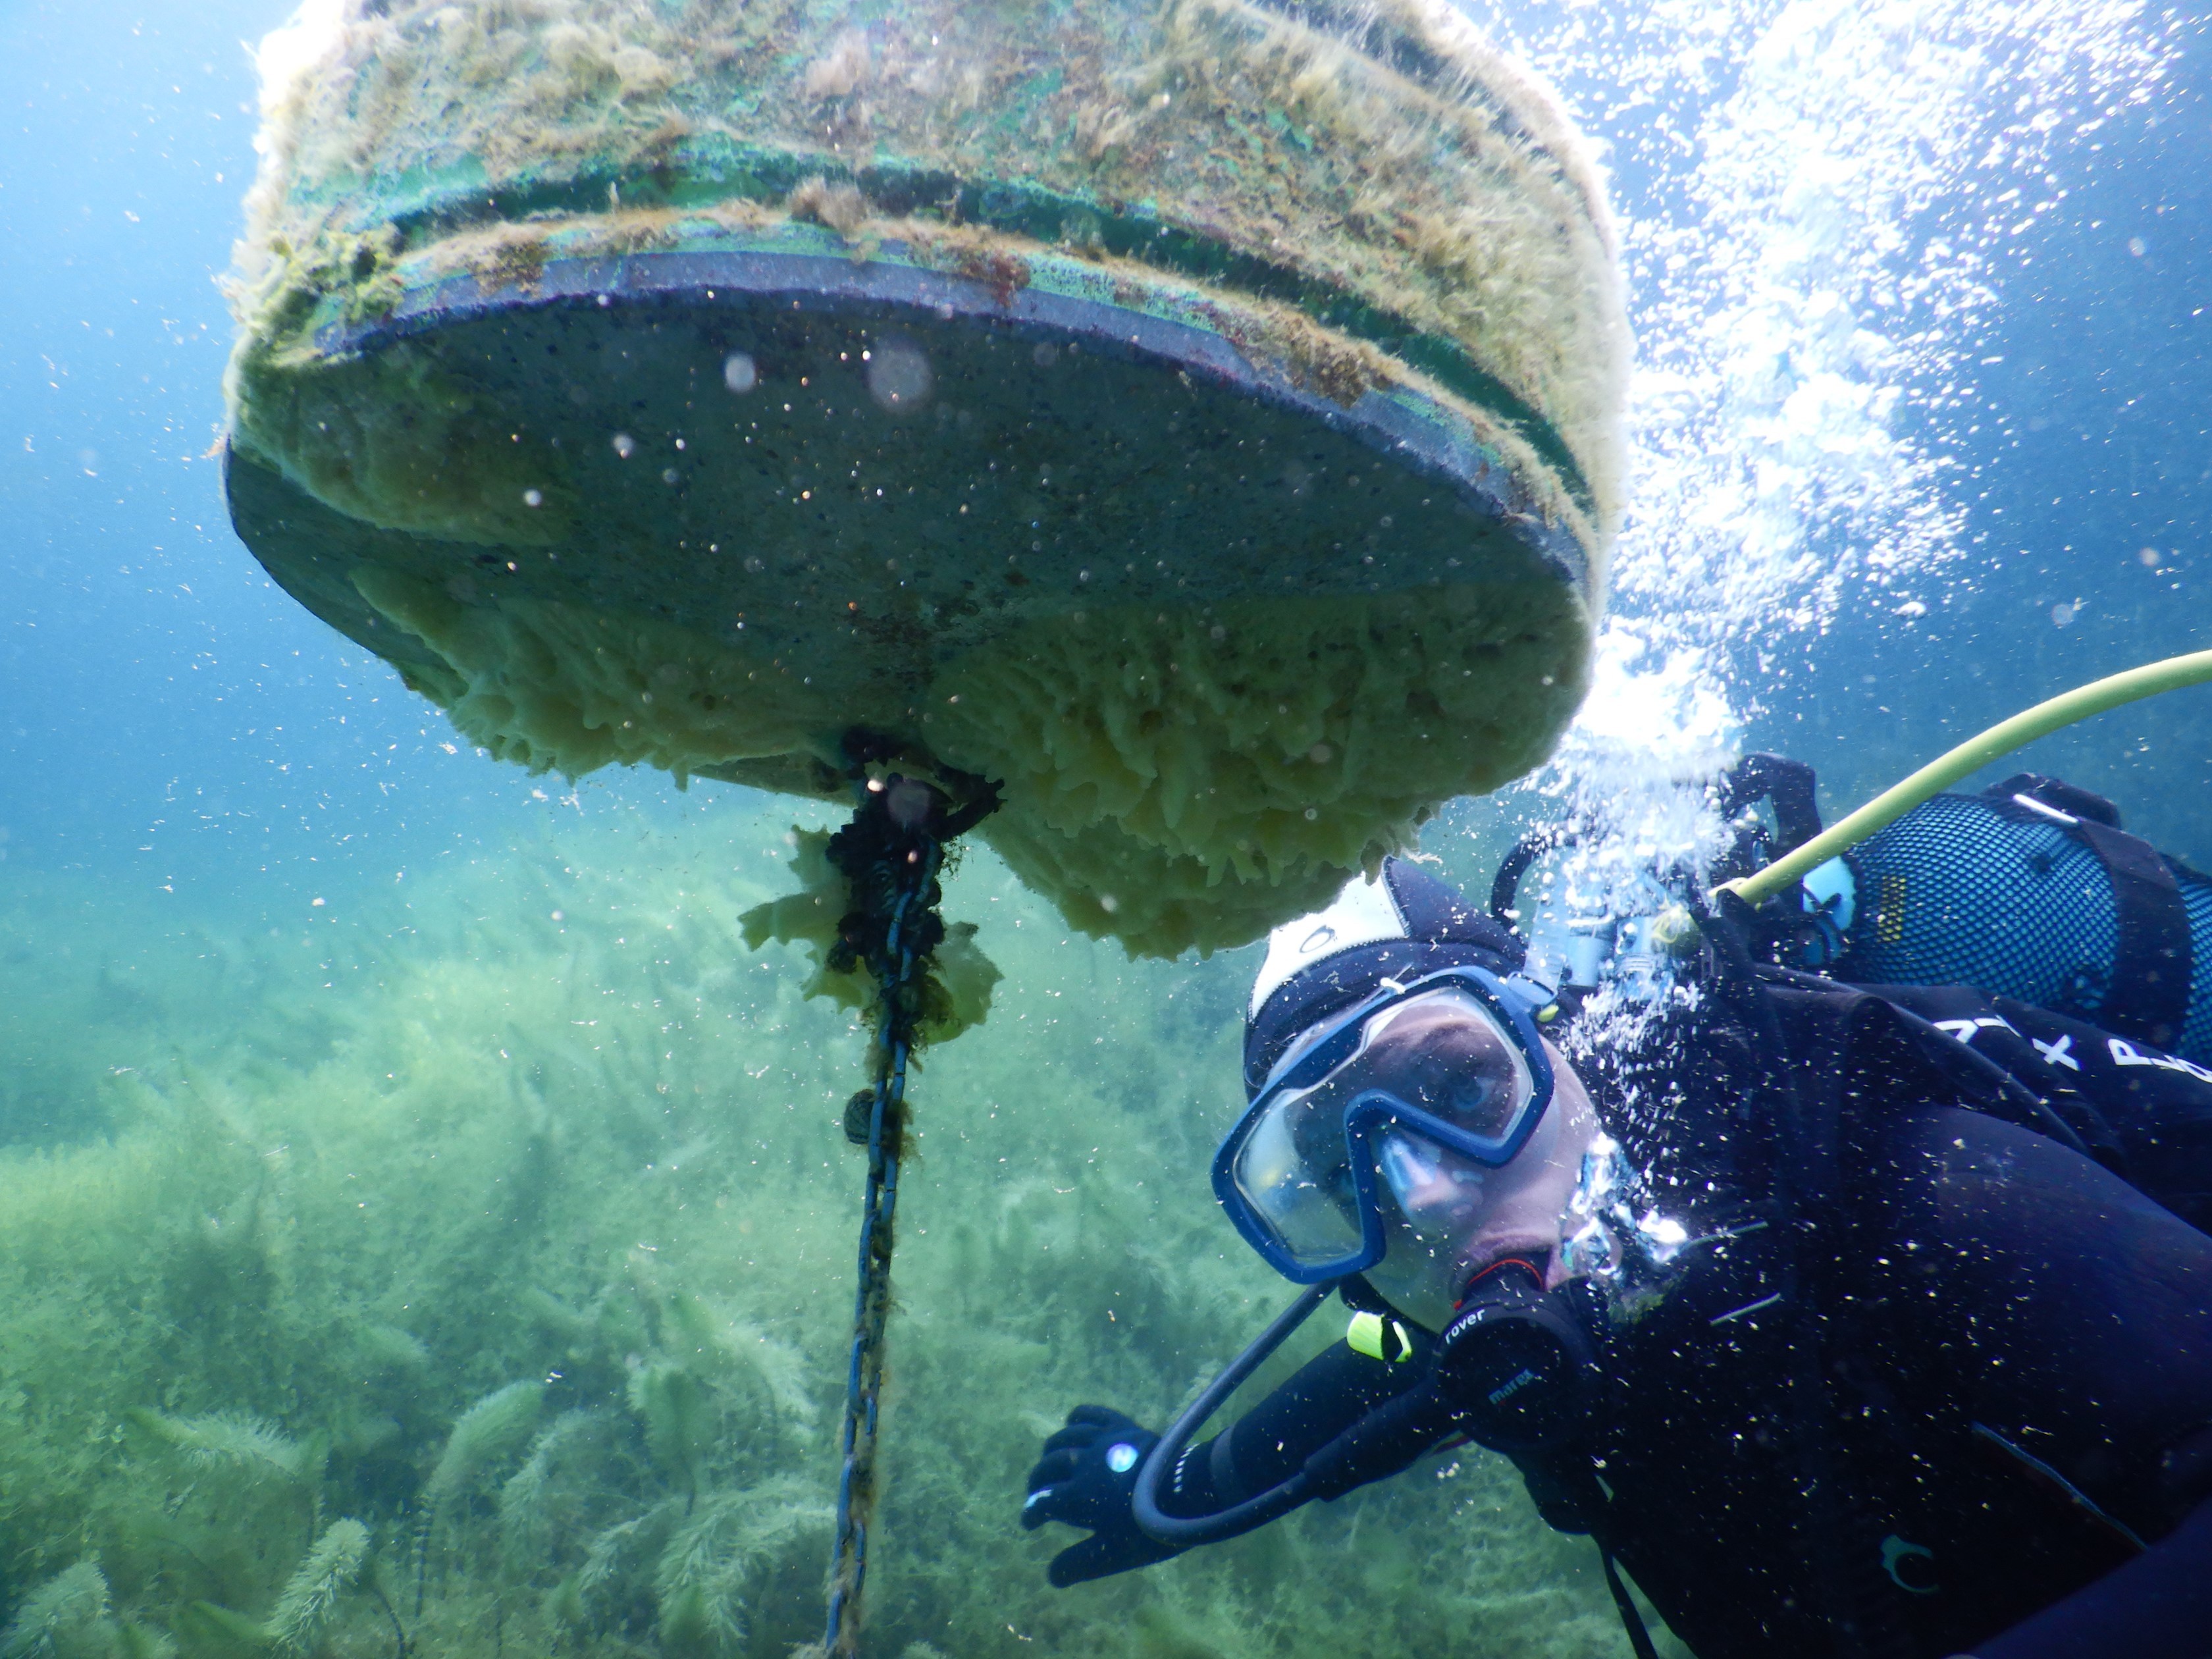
[1022,1405,1184,1587]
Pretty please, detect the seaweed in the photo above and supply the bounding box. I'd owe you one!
[1,1563,113,1659]
[423,1384,548,1518]
[0,803,1632,1658]
[265,1521,369,1654]
[122,1415,319,1490]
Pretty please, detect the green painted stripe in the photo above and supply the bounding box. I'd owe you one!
[352,140,1592,514]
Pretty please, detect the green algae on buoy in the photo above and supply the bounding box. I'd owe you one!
[223,0,1628,958]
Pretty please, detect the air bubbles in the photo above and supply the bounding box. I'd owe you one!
[1562,2,2172,781]
[723,351,758,394]
[1032,342,1059,368]
[2051,600,2079,627]
[866,338,932,413]
[611,433,637,459]
[521,488,544,508]
[662,467,681,485]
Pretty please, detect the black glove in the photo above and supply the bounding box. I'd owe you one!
[1022,1405,1185,1587]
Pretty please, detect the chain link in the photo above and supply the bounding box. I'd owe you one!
[822,824,941,1658]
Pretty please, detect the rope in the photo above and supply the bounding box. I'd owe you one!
[822,782,945,1659]
[802,735,997,1658]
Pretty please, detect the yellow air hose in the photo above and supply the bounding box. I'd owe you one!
[1715,647,2212,909]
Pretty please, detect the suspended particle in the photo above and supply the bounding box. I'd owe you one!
[866,340,932,413]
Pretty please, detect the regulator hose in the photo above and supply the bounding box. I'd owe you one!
[1131,1282,1338,1546]
[1716,648,2212,909]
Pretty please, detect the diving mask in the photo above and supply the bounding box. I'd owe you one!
[1212,967,1556,1286]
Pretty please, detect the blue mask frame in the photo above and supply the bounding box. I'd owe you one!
[1212,965,1556,1283]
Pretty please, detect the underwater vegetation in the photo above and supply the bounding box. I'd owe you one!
[0,798,1641,1659]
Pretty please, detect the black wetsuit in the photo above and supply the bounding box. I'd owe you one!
[1168,976,2212,1659]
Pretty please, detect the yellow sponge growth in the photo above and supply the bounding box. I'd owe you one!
[346,569,1585,958]
[350,571,826,784]
[934,586,1589,956]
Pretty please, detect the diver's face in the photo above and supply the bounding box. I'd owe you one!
[1361,1047,1598,1330]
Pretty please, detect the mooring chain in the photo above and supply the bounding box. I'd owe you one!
[820,752,995,1658]
[824,830,935,1656]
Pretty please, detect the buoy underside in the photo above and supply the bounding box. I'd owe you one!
[228,259,1593,953]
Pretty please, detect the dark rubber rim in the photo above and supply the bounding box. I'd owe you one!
[361,146,1597,516]
[325,244,1592,598]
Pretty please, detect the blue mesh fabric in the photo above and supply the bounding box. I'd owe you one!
[1835,793,2212,1063]
[1837,795,2118,1013]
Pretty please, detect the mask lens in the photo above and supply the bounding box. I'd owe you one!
[1228,1090,1366,1268]
[1228,981,1540,1275]
[1354,988,1534,1149]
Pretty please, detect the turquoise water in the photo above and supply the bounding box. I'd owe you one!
[2,3,2209,1657]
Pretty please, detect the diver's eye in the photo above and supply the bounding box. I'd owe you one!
[1432,1059,1525,1134]
[1446,1076,1497,1113]
[1394,1053,1509,1123]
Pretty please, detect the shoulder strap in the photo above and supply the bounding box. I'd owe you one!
[2068,816,2193,1049]
[1986,771,2122,826]
[1599,1544,1662,1659]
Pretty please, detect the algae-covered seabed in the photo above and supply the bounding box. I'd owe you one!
[0,801,1637,1659]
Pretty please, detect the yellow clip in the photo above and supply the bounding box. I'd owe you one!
[1346,1310,1413,1363]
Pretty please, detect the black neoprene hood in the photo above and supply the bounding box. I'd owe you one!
[1241,858,1525,1097]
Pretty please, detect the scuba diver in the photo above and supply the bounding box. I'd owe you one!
[1019,762,2212,1659]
